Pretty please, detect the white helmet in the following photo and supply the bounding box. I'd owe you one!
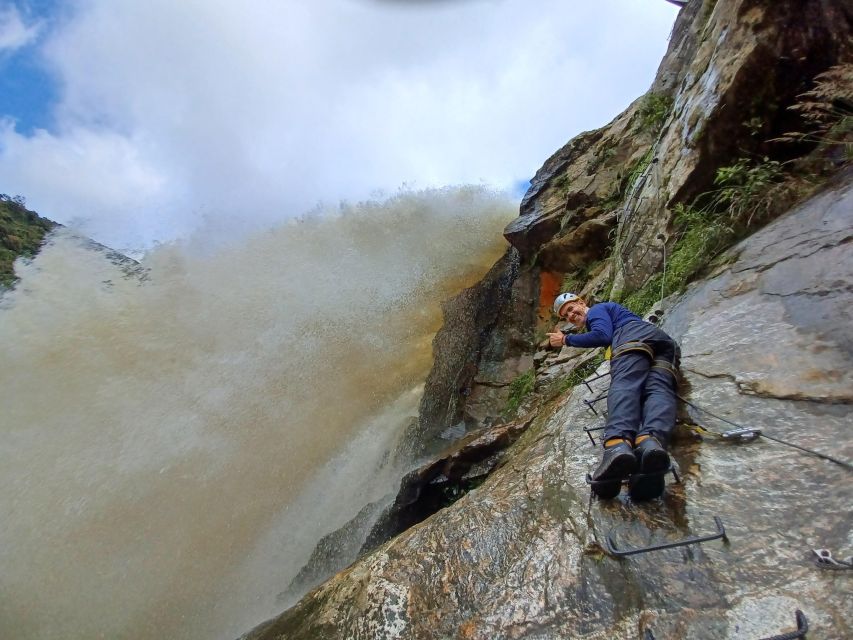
[553,292,580,316]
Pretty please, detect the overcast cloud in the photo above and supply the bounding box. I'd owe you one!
[0,0,678,251]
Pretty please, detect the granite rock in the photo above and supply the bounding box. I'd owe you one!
[239,146,853,640]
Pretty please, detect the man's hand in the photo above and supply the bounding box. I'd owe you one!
[546,332,565,349]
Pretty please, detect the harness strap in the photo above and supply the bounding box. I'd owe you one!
[611,341,654,360]
[651,358,679,378]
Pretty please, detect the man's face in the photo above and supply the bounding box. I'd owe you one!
[561,300,588,329]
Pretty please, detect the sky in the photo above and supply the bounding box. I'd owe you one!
[0,0,679,252]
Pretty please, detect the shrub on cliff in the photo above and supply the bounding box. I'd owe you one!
[0,196,57,288]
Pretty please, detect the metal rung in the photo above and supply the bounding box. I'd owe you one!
[583,425,605,446]
[583,393,608,415]
[758,610,808,640]
[603,516,727,557]
[585,464,680,488]
[644,609,807,640]
[582,370,611,394]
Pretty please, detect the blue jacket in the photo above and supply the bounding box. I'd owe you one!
[564,302,641,348]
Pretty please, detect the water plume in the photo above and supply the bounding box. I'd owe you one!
[0,186,515,639]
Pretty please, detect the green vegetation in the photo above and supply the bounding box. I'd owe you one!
[437,477,486,508]
[587,142,617,174]
[775,63,853,162]
[621,148,654,196]
[503,369,535,417]
[560,258,605,296]
[637,92,673,133]
[545,352,606,402]
[0,196,57,288]
[742,116,765,138]
[619,154,798,316]
[620,210,727,315]
[709,156,785,224]
[600,188,623,211]
[552,173,571,196]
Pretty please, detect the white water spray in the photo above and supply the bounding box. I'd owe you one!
[0,186,515,640]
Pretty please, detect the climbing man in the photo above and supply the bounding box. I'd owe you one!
[547,293,680,501]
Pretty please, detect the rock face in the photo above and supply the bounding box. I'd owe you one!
[614,0,853,292]
[236,2,853,637]
[240,175,853,639]
[504,0,853,309]
[418,0,853,457]
[0,197,58,289]
[413,249,538,454]
[360,416,535,556]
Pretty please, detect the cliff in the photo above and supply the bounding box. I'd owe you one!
[0,195,57,289]
[240,1,853,638]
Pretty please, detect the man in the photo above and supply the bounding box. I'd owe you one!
[547,293,680,501]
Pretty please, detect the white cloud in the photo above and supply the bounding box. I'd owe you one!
[0,5,40,51]
[0,0,679,250]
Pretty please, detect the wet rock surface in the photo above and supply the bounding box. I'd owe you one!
[615,0,853,291]
[239,169,853,640]
[360,416,535,557]
[413,249,536,455]
[236,3,853,637]
[415,248,537,452]
[503,211,563,259]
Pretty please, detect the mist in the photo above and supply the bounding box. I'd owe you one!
[0,185,514,639]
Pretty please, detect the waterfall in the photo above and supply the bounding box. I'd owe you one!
[0,186,514,640]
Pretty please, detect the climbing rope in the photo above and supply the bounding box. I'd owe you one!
[678,394,853,471]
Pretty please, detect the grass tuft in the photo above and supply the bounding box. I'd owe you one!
[637,93,673,133]
[503,369,536,417]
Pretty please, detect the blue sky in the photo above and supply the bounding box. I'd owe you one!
[0,1,62,133]
[0,0,679,251]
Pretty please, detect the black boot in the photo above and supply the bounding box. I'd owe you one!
[628,436,670,501]
[591,440,636,499]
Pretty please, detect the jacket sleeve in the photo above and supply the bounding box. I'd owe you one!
[564,306,613,348]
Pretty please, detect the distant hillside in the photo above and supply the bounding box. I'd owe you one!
[0,195,58,288]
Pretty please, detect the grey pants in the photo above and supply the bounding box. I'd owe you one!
[603,321,680,446]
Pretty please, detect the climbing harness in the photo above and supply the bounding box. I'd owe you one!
[812,548,853,571]
[602,516,727,557]
[611,340,654,360]
[679,394,853,472]
[644,609,809,640]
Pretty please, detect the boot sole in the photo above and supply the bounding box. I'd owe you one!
[628,448,670,502]
[591,451,637,500]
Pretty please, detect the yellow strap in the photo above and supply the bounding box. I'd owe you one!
[683,422,722,437]
[604,346,612,360]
